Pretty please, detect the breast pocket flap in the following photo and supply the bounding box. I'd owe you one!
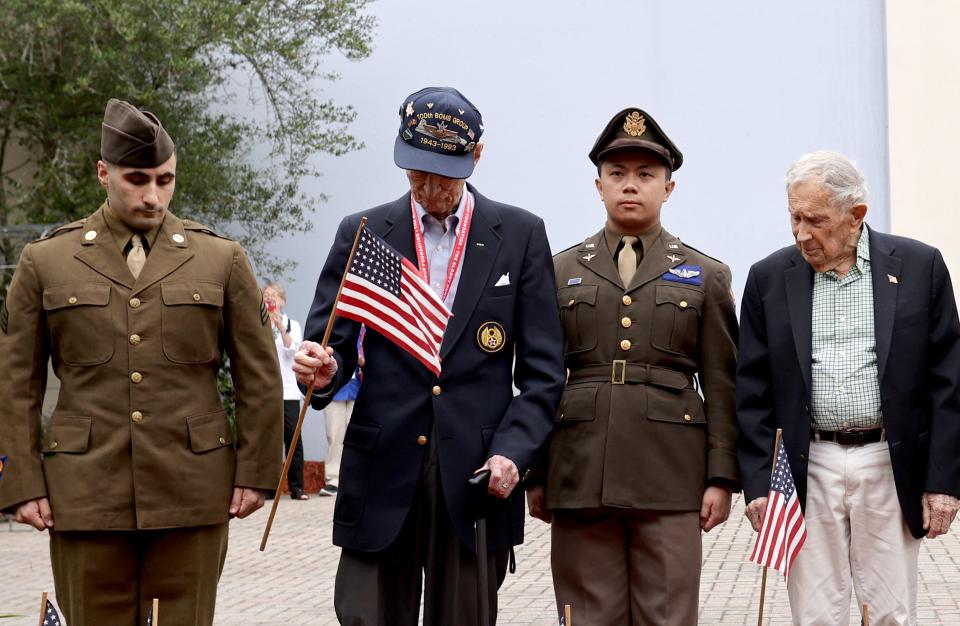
[161,281,224,306]
[42,284,111,311]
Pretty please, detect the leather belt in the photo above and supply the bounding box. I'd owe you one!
[811,427,885,446]
[568,362,693,389]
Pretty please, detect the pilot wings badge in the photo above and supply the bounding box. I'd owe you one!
[662,264,703,286]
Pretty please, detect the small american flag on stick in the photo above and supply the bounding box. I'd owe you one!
[749,437,807,581]
[335,226,451,375]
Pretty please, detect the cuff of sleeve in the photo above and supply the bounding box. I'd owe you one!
[707,448,740,486]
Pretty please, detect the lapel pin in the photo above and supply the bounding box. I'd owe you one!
[475,242,485,247]
[667,254,682,263]
[668,243,679,249]
[84,230,97,241]
[582,253,596,261]
[888,274,898,284]
[172,233,185,244]
[585,242,596,249]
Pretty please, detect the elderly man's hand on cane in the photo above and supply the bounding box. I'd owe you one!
[293,340,339,389]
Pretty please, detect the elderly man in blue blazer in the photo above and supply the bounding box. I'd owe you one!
[737,150,960,625]
[293,86,565,625]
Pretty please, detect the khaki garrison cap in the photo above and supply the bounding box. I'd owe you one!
[100,98,175,167]
[588,108,683,171]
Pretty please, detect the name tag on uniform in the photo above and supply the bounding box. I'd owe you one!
[662,265,703,286]
[567,277,582,285]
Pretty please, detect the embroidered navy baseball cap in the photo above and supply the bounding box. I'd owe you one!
[394,87,484,179]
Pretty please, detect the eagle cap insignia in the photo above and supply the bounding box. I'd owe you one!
[623,111,646,137]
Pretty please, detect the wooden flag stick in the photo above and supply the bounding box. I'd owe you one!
[756,428,784,626]
[564,604,572,626]
[153,598,160,626]
[260,218,368,552]
[863,603,870,626]
[37,592,47,626]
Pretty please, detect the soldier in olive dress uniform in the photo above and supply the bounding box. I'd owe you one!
[527,108,740,626]
[0,99,282,626]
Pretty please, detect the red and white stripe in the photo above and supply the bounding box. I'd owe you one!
[336,262,450,376]
[749,489,807,581]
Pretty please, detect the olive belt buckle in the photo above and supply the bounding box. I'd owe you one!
[611,360,627,385]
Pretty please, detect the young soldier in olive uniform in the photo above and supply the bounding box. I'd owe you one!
[527,109,739,626]
[0,99,282,626]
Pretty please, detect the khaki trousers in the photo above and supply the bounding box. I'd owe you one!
[551,508,702,626]
[49,522,229,626]
[787,440,921,625]
[324,399,354,488]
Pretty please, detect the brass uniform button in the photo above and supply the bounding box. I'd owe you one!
[679,300,688,309]
[432,385,441,396]
[50,441,59,450]
[130,372,143,384]
[622,295,632,306]
[131,411,144,423]
[620,339,631,351]
[129,297,141,308]
[129,334,141,345]
[417,435,428,446]
[68,296,78,305]
[621,317,632,328]
[218,436,227,445]
[192,293,201,302]
[683,414,692,422]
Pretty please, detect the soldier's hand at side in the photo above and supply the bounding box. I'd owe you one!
[293,341,338,389]
[744,496,768,532]
[922,492,960,538]
[478,455,519,499]
[526,485,552,523]
[14,497,54,531]
[700,486,732,532]
[229,487,265,519]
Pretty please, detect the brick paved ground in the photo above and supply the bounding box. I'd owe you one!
[3,494,959,625]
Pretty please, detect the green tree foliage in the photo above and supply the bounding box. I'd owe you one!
[0,0,376,282]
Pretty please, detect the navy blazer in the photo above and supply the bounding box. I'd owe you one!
[736,225,960,538]
[304,185,565,552]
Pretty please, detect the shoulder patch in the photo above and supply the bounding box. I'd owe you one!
[35,219,85,242]
[182,220,234,241]
[0,299,8,334]
[260,291,269,326]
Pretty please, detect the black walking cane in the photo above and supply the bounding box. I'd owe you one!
[467,469,493,626]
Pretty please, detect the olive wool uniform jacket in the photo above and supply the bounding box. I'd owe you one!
[303,186,566,554]
[544,227,740,511]
[0,205,282,531]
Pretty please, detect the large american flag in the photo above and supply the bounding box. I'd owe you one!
[335,227,451,376]
[749,439,807,581]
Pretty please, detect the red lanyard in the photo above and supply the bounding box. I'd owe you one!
[410,191,474,303]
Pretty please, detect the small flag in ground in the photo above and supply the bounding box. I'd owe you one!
[0,455,7,482]
[749,439,807,581]
[43,599,62,626]
[336,227,451,375]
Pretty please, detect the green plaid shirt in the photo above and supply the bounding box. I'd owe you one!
[810,227,883,431]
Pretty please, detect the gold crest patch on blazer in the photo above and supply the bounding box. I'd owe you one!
[477,322,506,353]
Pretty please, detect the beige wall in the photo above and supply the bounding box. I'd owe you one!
[887,0,960,289]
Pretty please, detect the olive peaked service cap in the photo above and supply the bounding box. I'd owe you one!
[588,108,683,171]
[100,98,175,167]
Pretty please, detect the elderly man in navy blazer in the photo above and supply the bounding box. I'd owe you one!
[293,86,565,625]
[737,150,960,625]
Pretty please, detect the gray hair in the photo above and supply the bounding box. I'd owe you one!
[785,150,868,211]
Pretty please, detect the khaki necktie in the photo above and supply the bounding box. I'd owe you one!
[617,235,639,286]
[127,233,146,279]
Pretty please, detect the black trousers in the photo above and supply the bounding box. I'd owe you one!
[334,431,508,626]
[283,399,305,493]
